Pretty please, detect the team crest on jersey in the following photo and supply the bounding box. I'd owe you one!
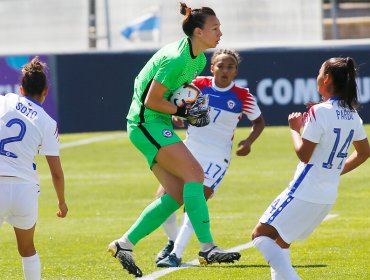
[227,100,236,109]
[162,129,173,138]
[193,70,198,79]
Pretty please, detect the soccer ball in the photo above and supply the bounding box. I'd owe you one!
[169,84,201,108]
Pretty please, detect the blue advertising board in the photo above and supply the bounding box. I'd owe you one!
[49,43,370,132]
[0,55,58,120]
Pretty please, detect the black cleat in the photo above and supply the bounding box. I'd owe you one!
[155,240,174,263]
[198,246,241,265]
[108,241,143,277]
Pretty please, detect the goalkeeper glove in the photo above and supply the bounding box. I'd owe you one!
[187,94,210,127]
[187,111,210,127]
[174,93,209,119]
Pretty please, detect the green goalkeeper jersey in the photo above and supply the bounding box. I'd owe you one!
[126,37,207,123]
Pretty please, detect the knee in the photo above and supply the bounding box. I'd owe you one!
[251,222,269,241]
[192,165,204,183]
[251,223,260,240]
[156,185,166,198]
[18,244,36,257]
[251,229,259,241]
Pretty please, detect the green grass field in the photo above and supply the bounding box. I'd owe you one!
[1,125,369,279]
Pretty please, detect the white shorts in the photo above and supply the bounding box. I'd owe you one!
[0,177,40,230]
[196,154,229,192]
[259,190,332,244]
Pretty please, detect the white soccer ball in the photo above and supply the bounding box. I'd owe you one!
[169,84,201,109]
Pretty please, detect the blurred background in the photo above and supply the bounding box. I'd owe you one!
[0,0,369,132]
[1,0,369,53]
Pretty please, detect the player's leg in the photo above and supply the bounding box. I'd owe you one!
[14,225,41,280]
[252,223,300,280]
[156,185,179,242]
[108,122,184,277]
[122,165,183,245]
[156,143,240,265]
[108,167,182,277]
[155,185,178,263]
[271,236,293,280]
[124,120,211,245]
[252,192,332,280]
[155,185,214,264]
[157,156,240,267]
[155,141,214,247]
[9,181,41,280]
[252,190,300,279]
[171,186,214,259]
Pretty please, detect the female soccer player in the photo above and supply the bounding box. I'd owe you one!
[252,57,370,280]
[155,49,265,267]
[0,57,68,280]
[108,3,240,277]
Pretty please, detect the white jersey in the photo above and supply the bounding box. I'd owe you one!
[287,98,367,204]
[184,76,262,164]
[0,93,59,184]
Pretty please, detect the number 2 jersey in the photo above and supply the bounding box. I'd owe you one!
[287,98,367,204]
[0,93,59,184]
[184,76,262,164]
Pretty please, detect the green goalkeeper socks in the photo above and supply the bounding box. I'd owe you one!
[127,194,180,245]
[183,182,213,243]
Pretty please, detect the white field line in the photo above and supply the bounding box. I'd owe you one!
[60,134,125,149]
[141,213,339,280]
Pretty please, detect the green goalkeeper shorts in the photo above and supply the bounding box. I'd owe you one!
[127,119,182,168]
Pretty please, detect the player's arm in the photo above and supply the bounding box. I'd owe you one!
[144,80,178,114]
[236,115,265,156]
[289,112,317,162]
[46,155,68,218]
[341,138,370,175]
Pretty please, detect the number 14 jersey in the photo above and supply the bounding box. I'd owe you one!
[288,98,367,204]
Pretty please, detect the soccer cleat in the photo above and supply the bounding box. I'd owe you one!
[156,253,182,268]
[107,241,143,277]
[155,240,174,263]
[198,246,241,265]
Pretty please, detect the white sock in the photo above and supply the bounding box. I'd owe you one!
[117,233,134,250]
[270,249,291,280]
[22,253,41,280]
[172,212,194,258]
[253,236,300,280]
[162,212,178,242]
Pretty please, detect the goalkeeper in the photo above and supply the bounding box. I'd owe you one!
[155,49,265,267]
[108,3,241,278]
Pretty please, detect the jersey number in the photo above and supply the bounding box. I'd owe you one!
[322,128,354,169]
[0,118,27,158]
[212,108,221,123]
[204,162,222,178]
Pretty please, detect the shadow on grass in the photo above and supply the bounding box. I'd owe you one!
[190,263,327,269]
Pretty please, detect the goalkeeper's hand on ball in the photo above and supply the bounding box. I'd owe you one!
[187,94,210,127]
[174,93,210,127]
